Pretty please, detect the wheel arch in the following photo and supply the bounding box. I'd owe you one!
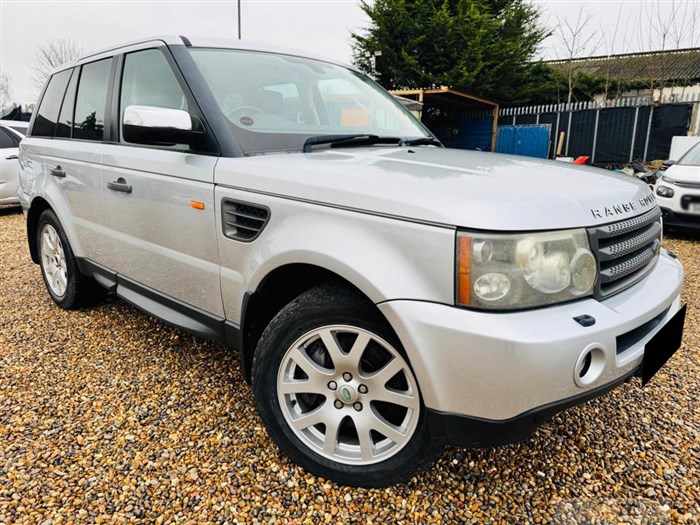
[27,197,53,263]
[239,262,395,383]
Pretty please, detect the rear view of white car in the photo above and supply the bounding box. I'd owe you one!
[656,143,700,230]
[0,124,24,205]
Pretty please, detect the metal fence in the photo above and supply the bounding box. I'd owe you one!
[496,94,700,164]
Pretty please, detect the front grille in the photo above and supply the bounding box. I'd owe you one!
[588,207,662,299]
[669,180,700,189]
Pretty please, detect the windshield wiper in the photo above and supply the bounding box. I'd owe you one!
[399,137,443,147]
[303,134,403,152]
[302,134,443,152]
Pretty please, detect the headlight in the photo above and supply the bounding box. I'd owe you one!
[457,229,597,310]
[656,185,674,198]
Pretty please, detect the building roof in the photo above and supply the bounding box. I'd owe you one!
[390,86,498,110]
[545,47,700,82]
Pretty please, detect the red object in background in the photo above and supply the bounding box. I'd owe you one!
[573,156,590,165]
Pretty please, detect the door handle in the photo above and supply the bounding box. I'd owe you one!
[50,165,66,177]
[107,177,132,193]
[5,154,18,160]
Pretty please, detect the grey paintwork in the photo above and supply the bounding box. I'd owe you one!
[214,147,654,231]
[18,36,684,423]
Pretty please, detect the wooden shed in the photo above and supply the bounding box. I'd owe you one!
[390,86,499,152]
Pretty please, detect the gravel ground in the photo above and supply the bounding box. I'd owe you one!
[1,205,699,524]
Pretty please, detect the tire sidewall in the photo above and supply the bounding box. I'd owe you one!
[253,292,437,487]
[37,209,79,309]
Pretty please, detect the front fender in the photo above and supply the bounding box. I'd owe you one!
[215,187,456,323]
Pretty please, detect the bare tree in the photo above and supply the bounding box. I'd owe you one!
[643,0,683,100]
[598,3,625,103]
[554,7,601,105]
[0,73,12,113]
[31,38,83,90]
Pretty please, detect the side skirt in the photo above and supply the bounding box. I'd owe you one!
[76,257,240,348]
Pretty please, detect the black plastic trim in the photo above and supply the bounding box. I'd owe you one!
[112,44,220,156]
[75,257,240,345]
[76,257,117,292]
[660,207,700,230]
[617,304,671,355]
[167,44,240,157]
[428,368,637,447]
[220,198,271,242]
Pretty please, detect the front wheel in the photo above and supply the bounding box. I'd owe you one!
[252,284,439,487]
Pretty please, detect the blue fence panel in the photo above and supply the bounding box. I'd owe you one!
[429,118,493,151]
[496,124,551,159]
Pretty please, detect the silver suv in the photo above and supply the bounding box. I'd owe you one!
[19,36,686,487]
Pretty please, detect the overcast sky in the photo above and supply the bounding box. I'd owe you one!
[1,0,696,106]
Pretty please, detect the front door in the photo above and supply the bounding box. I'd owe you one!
[100,47,223,317]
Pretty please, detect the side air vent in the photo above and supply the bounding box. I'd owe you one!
[222,199,270,242]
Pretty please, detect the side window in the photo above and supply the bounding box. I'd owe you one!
[73,58,111,141]
[56,68,79,138]
[120,49,189,145]
[0,128,18,148]
[31,70,72,137]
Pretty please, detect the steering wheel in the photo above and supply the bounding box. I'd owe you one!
[224,105,265,121]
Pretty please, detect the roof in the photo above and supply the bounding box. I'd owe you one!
[52,35,354,76]
[390,86,498,110]
[545,47,700,82]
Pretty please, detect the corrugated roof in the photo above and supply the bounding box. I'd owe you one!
[545,47,700,82]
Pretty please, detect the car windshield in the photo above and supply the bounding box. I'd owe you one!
[189,48,430,155]
[678,143,700,166]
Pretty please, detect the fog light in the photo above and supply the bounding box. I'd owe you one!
[656,185,674,198]
[570,248,596,294]
[473,273,510,301]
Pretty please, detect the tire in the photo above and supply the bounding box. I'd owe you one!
[252,284,440,487]
[36,209,104,310]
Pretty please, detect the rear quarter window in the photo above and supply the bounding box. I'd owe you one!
[31,70,72,137]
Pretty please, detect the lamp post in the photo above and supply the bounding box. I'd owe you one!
[238,0,241,40]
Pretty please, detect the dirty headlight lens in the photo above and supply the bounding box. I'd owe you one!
[457,229,597,309]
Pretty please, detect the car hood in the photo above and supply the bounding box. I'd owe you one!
[664,164,700,183]
[214,147,656,231]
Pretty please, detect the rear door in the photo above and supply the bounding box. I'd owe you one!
[100,46,223,317]
[43,59,115,263]
[23,64,113,262]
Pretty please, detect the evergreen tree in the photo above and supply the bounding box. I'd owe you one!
[352,0,550,104]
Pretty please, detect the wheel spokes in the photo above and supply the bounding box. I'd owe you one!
[371,386,418,410]
[290,402,329,432]
[277,325,420,465]
[319,328,370,371]
[288,346,333,379]
[368,410,406,444]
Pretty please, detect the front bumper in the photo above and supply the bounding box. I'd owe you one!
[378,251,684,445]
[660,207,700,230]
[656,183,700,229]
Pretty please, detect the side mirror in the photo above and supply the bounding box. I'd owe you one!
[122,105,204,147]
[660,159,677,171]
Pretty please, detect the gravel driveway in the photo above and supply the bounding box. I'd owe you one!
[1,206,698,524]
